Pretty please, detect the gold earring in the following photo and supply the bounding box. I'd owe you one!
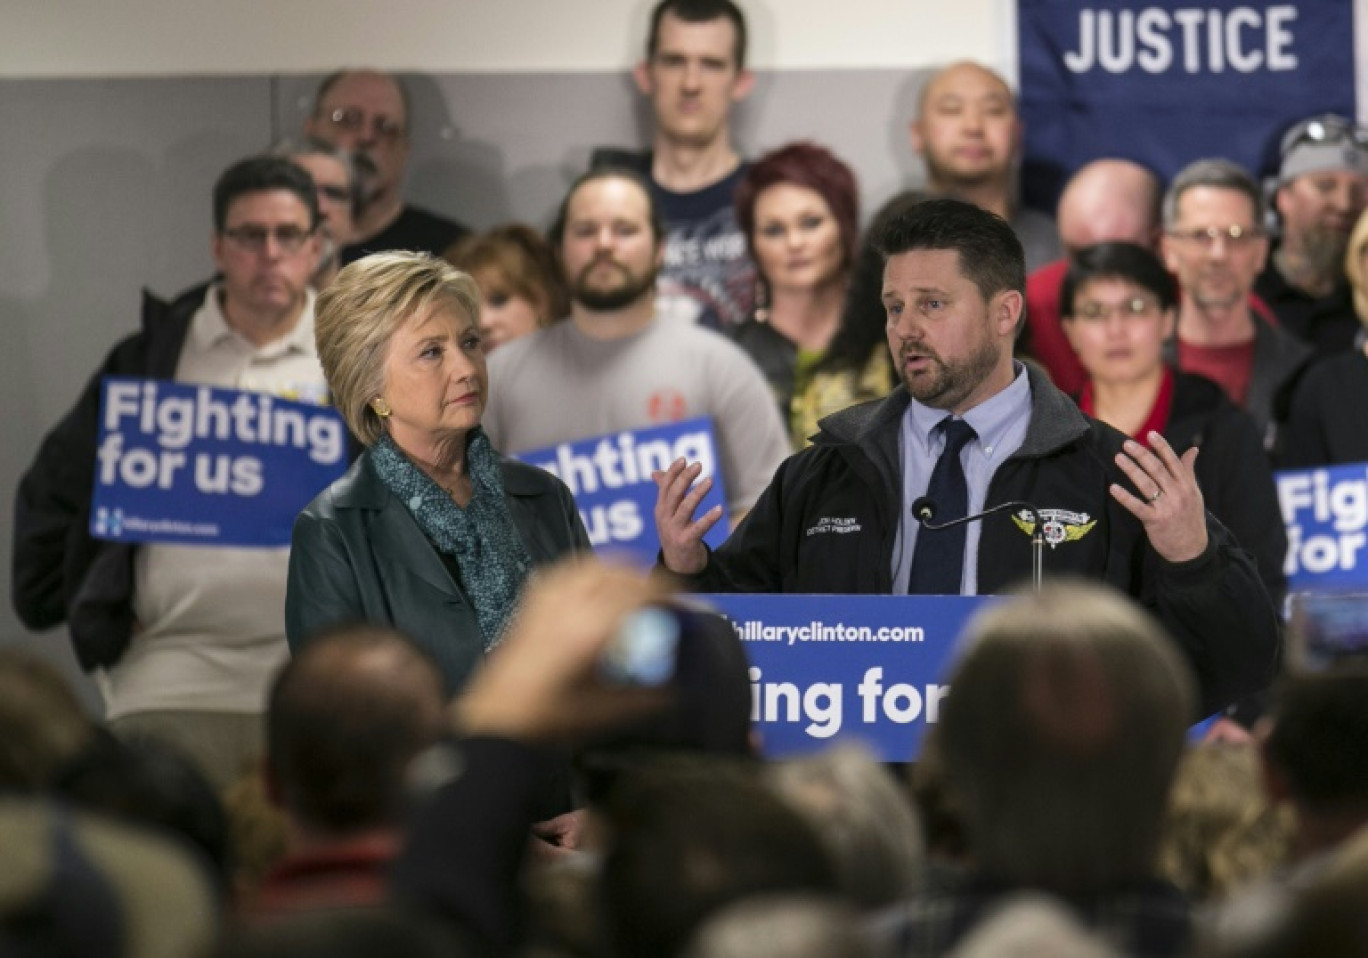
[372,398,391,418]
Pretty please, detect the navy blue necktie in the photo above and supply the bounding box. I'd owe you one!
[906,418,977,595]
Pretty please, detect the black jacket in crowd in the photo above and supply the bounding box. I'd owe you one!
[1162,371,1287,603]
[12,285,207,670]
[676,364,1282,716]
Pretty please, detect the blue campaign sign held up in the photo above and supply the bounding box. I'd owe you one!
[700,594,995,761]
[90,377,348,547]
[1277,462,1368,591]
[517,417,730,567]
[1017,0,1356,211]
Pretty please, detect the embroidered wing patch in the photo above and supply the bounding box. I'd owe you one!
[1012,508,1096,549]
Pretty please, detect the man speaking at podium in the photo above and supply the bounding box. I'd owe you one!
[654,198,1279,715]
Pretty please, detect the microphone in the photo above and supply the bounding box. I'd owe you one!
[912,498,1042,532]
[911,498,1047,590]
[911,496,937,523]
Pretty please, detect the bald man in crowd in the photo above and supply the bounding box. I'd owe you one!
[910,60,1060,272]
[1022,158,1164,393]
[305,69,468,264]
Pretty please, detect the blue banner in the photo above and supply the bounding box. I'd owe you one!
[1017,0,1357,211]
[700,593,994,761]
[1278,462,1368,591]
[517,417,730,567]
[90,377,348,547]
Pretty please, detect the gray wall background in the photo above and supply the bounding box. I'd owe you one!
[2,68,935,708]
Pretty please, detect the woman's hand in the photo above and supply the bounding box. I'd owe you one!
[1110,432,1209,564]
[652,457,723,576]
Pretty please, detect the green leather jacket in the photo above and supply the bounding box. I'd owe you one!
[286,447,590,692]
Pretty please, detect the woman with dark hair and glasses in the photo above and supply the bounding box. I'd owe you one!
[1061,242,1286,599]
[732,142,877,449]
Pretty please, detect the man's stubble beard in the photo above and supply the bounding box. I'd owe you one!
[572,260,658,312]
[898,336,1001,412]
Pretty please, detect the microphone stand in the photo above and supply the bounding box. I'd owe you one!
[914,500,1045,593]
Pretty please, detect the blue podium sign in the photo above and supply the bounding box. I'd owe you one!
[699,593,996,761]
[90,377,348,547]
[518,417,730,567]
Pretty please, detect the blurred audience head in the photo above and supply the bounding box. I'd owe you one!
[266,622,446,839]
[1262,672,1368,861]
[1159,743,1291,902]
[948,893,1121,958]
[735,141,860,307]
[446,224,569,351]
[636,0,753,151]
[1056,158,1163,255]
[305,70,411,212]
[0,798,219,958]
[219,907,469,958]
[938,580,1196,893]
[1272,114,1368,286]
[911,61,1020,195]
[273,138,359,288]
[1160,159,1269,315]
[576,608,754,806]
[644,0,749,69]
[51,733,232,892]
[680,895,872,958]
[765,743,924,909]
[1059,242,1178,388]
[600,761,837,957]
[550,168,666,317]
[210,155,322,327]
[0,649,95,791]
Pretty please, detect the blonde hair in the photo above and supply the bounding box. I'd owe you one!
[1345,207,1368,328]
[315,252,481,446]
[1158,742,1292,902]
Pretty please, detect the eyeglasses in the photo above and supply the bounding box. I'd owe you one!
[1281,114,1368,157]
[325,107,405,145]
[1073,296,1161,324]
[315,184,353,204]
[1166,224,1264,249]
[221,225,314,254]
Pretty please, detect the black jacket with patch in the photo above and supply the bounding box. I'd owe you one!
[678,365,1281,715]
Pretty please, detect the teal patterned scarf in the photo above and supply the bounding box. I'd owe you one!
[370,429,531,650]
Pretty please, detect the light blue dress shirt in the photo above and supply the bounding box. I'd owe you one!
[891,363,1033,594]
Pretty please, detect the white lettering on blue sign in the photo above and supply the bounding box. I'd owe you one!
[102,380,343,463]
[1279,467,1368,579]
[747,665,949,741]
[530,428,715,496]
[1062,5,1298,75]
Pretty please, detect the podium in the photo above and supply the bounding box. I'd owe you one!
[698,594,996,762]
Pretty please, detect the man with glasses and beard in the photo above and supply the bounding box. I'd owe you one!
[304,70,469,264]
[1160,158,1311,446]
[481,167,790,523]
[13,156,333,789]
[1255,114,1368,358]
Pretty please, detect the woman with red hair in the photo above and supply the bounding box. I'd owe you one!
[733,142,872,448]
